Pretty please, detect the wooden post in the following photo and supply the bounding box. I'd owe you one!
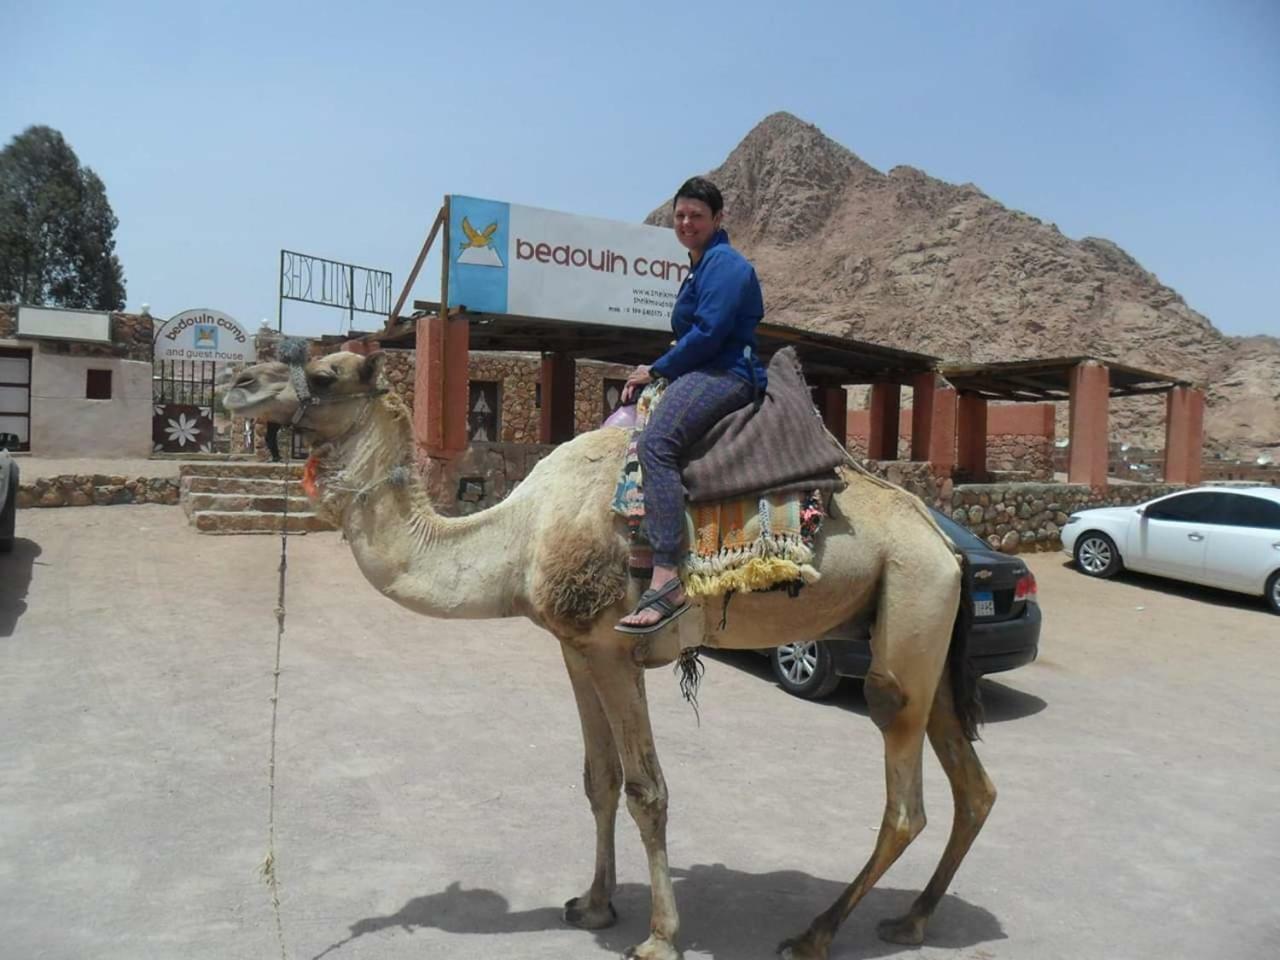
[388,205,445,328]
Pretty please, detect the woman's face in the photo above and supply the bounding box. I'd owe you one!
[673,197,721,254]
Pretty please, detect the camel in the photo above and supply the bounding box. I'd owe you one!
[220,349,997,960]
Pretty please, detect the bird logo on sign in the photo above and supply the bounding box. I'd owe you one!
[456,217,504,267]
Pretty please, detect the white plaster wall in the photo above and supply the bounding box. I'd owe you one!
[30,355,153,457]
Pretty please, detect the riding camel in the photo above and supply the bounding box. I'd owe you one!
[221,348,996,960]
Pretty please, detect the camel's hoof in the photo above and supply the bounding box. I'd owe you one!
[625,934,682,960]
[876,913,927,946]
[562,896,618,930]
[777,935,827,960]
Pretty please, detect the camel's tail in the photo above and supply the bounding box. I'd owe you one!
[948,553,984,741]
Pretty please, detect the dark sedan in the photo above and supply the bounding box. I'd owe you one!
[770,508,1041,699]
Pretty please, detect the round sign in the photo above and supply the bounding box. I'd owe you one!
[152,309,255,364]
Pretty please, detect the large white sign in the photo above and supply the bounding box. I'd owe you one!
[445,195,688,330]
[153,309,254,363]
[16,305,111,343]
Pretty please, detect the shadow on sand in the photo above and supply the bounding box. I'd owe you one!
[1059,558,1272,615]
[706,649,1048,724]
[0,538,42,638]
[311,862,1004,960]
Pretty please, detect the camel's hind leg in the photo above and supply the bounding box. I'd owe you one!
[778,702,929,960]
[878,670,997,945]
[779,560,958,960]
[560,642,623,930]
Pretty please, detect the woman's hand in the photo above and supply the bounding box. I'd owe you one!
[621,365,653,404]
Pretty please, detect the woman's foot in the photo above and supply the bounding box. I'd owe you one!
[616,568,689,634]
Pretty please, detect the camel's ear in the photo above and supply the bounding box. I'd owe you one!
[359,351,384,385]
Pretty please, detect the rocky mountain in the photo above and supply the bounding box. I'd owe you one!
[648,112,1278,459]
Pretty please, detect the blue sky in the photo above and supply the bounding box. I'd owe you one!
[3,0,1277,338]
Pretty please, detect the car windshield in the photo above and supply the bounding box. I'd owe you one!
[930,509,991,551]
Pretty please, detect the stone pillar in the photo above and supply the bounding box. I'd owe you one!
[910,372,936,461]
[540,352,576,444]
[1068,360,1110,487]
[814,385,848,446]
[415,312,470,457]
[867,383,901,460]
[1163,385,1205,485]
[956,392,988,478]
[928,380,958,473]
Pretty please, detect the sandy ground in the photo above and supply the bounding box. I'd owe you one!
[1,505,1277,960]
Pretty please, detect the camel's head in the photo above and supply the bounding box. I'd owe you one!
[220,350,386,441]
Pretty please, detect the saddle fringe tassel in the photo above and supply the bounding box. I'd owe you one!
[675,647,705,724]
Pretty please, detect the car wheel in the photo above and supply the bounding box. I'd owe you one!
[1074,531,1121,578]
[1266,571,1280,615]
[770,641,841,700]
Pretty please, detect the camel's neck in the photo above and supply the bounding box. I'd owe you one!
[311,401,530,621]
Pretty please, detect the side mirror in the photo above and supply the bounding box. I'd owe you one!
[1134,506,1146,516]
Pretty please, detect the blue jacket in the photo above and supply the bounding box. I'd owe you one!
[649,229,768,391]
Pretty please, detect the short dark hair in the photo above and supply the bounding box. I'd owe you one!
[673,176,723,215]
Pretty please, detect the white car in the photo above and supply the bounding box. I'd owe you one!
[1061,486,1280,614]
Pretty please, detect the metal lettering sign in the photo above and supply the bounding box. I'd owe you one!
[278,250,392,329]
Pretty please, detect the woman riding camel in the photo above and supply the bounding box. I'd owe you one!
[616,176,768,634]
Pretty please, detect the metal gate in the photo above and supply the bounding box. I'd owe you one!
[152,359,218,453]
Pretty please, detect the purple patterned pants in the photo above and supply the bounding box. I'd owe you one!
[639,368,754,567]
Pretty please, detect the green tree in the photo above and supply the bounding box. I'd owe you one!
[0,125,126,310]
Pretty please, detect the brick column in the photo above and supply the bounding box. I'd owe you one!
[540,352,576,444]
[414,315,444,453]
[1163,385,1205,484]
[910,372,936,461]
[867,383,901,460]
[928,380,958,473]
[815,385,848,446]
[956,392,988,478]
[414,312,469,457]
[1068,360,1110,487]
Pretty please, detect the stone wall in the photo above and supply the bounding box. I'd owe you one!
[17,474,180,508]
[382,348,415,411]
[946,481,1184,553]
[468,353,540,443]
[986,433,1054,480]
[368,347,633,445]
[855,457,1188,553]
[421,441,558,516]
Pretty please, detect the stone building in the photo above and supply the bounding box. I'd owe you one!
[0,303,154,456]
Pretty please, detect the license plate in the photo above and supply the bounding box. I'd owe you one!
[972,591,995,618]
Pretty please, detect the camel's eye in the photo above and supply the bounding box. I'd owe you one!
[308,370,338,390]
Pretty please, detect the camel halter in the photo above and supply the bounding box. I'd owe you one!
[276,337,388,429]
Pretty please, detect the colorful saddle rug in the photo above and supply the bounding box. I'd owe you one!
[611,382,826,599]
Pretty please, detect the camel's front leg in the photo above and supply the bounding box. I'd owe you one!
[588,646,681,960]
[560,642,623,930]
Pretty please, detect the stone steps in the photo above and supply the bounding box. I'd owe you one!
[179,462,305,480]
[181,491,313,517]
[181,475,303,496]
[177,460,332,535]
[191,510,331,535]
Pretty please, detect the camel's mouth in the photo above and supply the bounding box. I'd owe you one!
[221,378,294,421]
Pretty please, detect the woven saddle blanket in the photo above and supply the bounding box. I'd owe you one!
[611,348,839,598]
